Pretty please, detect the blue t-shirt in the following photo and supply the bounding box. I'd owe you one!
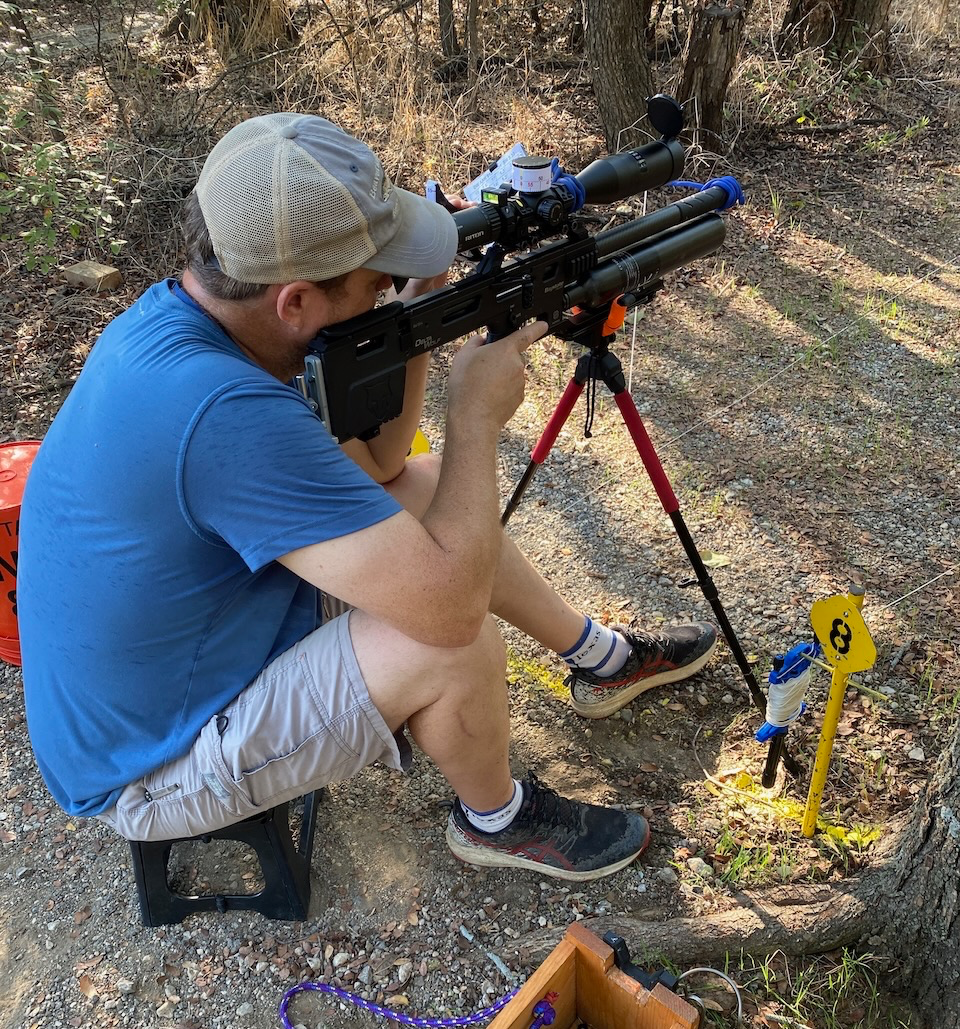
[17,280,402,816]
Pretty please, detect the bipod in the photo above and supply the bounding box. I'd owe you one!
[501,297,802,786]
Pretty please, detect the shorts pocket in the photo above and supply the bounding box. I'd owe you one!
[214,662,355,810]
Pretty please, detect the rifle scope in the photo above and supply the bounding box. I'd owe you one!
[452,95,686,254]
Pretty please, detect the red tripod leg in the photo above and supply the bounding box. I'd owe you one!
[502,378,584,525]
[613,392,679,514]
[612,391,798,784]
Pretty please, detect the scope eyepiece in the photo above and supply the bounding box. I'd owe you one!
[453,203,503,250]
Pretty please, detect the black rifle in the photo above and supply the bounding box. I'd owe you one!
[298,96,732,444]
[297,95,803,786]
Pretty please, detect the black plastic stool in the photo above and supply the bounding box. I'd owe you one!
[129,792,320,925]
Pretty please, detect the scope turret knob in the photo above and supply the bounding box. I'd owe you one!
[536,198,565,227]
[512,156,553,194]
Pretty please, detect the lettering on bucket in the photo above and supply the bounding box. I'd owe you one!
[0,547,17,617]
[0,517,18,619]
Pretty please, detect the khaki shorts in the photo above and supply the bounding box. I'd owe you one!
[98,610,407,842]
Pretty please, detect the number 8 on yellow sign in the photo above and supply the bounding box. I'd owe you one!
[810,591,877,674]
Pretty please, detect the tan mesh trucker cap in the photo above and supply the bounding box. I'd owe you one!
[194,113,459,284]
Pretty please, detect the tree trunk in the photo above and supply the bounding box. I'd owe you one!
[677,0,752,147]
[778,0,893,72]
[583,0,655,153]
[438,0,459,60]
[881,727,960,1022]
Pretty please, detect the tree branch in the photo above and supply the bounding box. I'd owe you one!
[501,880,876,969]
[779,116,892,134]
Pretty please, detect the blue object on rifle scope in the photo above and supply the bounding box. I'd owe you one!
[668,175,746,210]
[550,158,586,211]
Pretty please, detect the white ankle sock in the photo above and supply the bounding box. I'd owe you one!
[462,779,524,832]
[559,616,631,677]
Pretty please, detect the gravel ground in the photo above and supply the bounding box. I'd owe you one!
[2,223,958,1025]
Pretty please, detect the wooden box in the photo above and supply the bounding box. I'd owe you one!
[489,922,700,1029]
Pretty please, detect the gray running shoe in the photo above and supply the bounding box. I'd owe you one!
[446,775,650,881]
[566,622,718,718]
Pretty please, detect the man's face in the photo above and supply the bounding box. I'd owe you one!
[322,267,393,327]
[272,267,393,385]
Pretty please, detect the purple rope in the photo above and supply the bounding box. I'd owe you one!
[278,981,520,1028]
[530,995,557,1027]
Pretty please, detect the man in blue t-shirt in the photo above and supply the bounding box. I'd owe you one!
[18,114,717,881]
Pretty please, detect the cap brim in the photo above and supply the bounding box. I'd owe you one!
[364,187,459,279]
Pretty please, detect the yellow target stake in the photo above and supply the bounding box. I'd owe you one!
[801,584,877,837]
[407,429,431,458]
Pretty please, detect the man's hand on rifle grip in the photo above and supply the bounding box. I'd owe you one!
[449,320,548,431]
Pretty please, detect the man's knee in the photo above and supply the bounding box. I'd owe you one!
[398,614,505,692]
[381,452,442,516]
[405,617,507,731]
[354,612,506,729]
[466,614,507,684]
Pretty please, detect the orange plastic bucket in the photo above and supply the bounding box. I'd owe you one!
[0,441,41,666]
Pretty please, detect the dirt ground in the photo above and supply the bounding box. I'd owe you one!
[1,3,959,1027]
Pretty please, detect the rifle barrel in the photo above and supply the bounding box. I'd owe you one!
[566,214,726,309]
[594,186,731,261]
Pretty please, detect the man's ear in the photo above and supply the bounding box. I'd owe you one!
[274,281,327,330]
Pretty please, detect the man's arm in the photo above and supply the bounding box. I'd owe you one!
[279,321,547,646]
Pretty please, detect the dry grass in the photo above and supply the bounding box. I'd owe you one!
[6,0,953,287]
[183,0,294,57]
